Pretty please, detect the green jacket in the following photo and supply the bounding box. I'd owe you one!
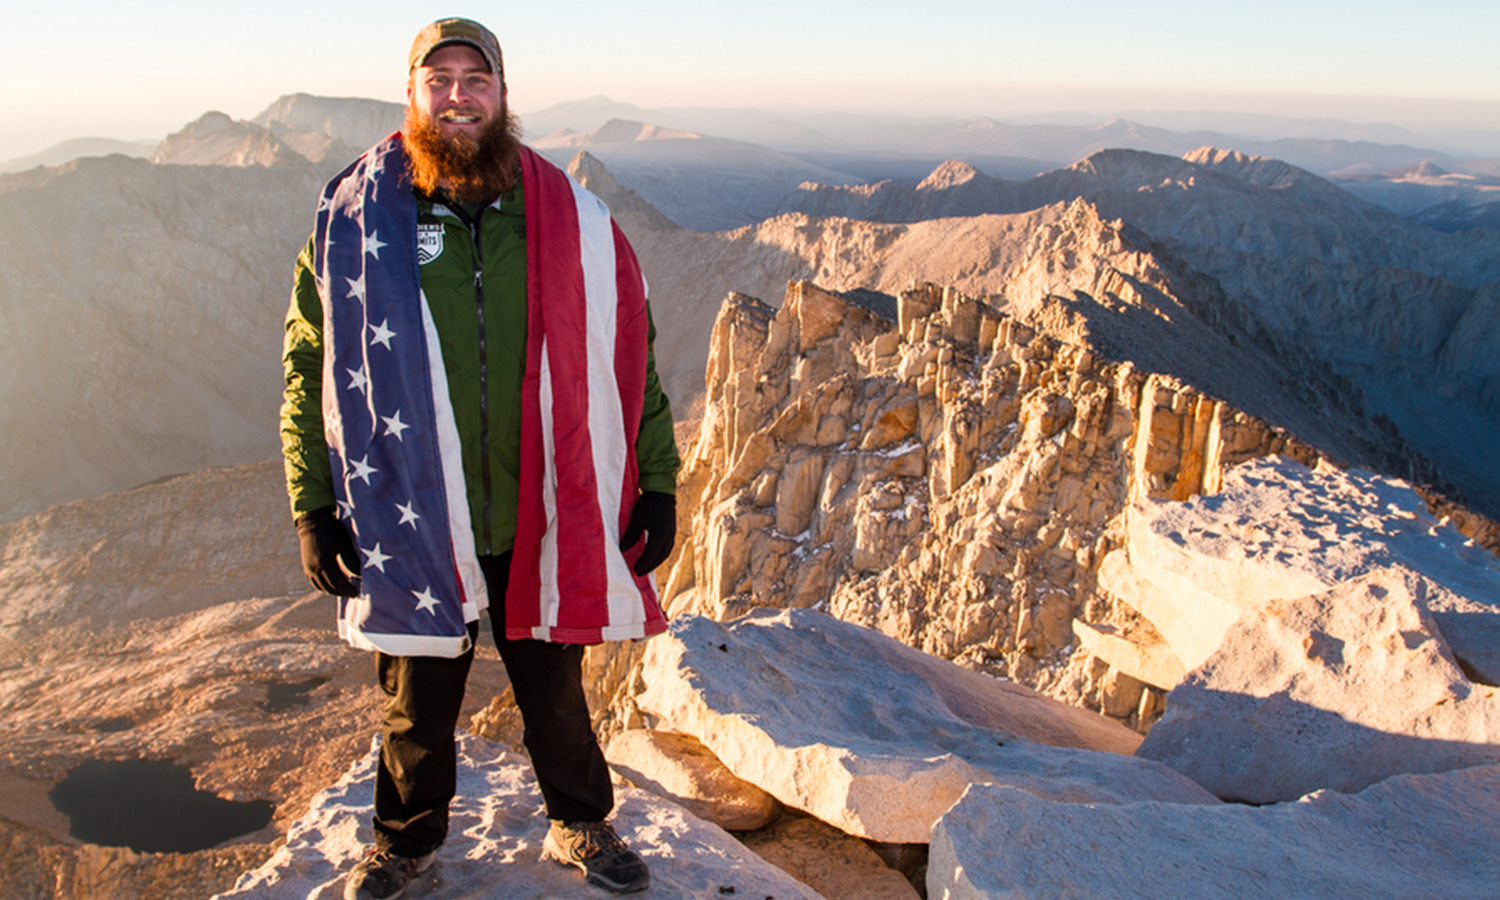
[280,178,679,556]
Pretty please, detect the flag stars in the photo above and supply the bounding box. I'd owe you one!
[363,230,388,260]
[361,543,391,573]
[336,498,355,518]
[369,319,397,349]
[396,501,421,528]
[346,274,366,301]
[413,587,441,616]
[382,410,410,441]
[346,366,369,395]
[350,456,377,484]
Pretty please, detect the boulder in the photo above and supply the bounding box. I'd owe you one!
[1136,568,1500,803]
[637,610,1217,844]
[929,765,1500,900]
[1112,456,1500,679]
[213,733,824,900]
[606,728,781,832]
[738,816,921,900]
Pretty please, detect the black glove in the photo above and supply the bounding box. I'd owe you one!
[296,507,361,597]
[620,491,676,576]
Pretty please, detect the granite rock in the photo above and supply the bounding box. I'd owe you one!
[213,733,825,900]
[637,610,1217,843]
[606,728,782,832]
[929,765,1500,900]
[1136,567,1500,803]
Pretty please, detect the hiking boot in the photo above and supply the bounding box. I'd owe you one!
[343,847,436,900]
[542,819,650,893]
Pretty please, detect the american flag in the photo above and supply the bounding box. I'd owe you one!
[312,135,485,658]
[309,136,665,656]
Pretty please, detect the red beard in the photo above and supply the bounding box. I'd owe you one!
[403,104,523,204]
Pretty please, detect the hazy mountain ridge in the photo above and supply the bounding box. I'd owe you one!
[0,138,158,174]
[534,118,864,231]
[0,154,335,521]
[518,95,1495,170]
[153,111,310,168]
[4,94,1496,522]
[1334,160,1500,230]
[775,146,1500,514]
[249,93,404,154]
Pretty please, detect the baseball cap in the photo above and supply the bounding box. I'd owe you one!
[409,18,504,78]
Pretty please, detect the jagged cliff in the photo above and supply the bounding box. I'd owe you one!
[639,274,1497,733]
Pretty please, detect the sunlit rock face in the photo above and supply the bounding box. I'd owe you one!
[635,610,1216,844]
[604,729,781,832]
[1121,458,1500,803]
[642,272,1485,736]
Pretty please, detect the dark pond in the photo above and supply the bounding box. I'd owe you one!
[48,759,274,853]
[262,676,329,712]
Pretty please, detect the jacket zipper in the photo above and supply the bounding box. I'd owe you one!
[450,203,493,554]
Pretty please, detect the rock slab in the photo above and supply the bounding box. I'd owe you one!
[213,733,824,900]
[637,610,1217,844]
[929,765,1500,900]
[1116,456,1500,679]
[606,728,782,831]
[1136,568,1500,803]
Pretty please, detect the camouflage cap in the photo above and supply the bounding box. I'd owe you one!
[408,18,504,78]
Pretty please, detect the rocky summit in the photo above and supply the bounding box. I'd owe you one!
[7,95,1500,898]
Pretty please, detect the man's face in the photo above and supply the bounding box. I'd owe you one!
[407,44,504,145]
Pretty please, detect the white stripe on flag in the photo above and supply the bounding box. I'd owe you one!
[569,180,642,633]
[419,290,487,620]
[536,335,561,638]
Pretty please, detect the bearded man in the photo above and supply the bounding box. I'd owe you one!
[279,17,679,899]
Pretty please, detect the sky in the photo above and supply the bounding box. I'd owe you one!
[4,0,1499,161]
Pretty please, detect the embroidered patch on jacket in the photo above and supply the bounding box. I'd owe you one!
[417,223,445,265]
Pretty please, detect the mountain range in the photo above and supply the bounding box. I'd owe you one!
[1,92,1497,525]
[3,91,1500,898]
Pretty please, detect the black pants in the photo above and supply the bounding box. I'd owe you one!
[372,553,614,857]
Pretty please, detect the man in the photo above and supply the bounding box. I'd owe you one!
[280,18,679,899]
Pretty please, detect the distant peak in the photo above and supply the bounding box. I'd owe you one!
[1386,160,1449,179]
[1183,146,1261,167]
[1184,146,1304,188]
[591,119,700,143]
[1066,147,1171,175]
[533,119,703,150]
[185,111,237,133]
[917,160,983,191]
